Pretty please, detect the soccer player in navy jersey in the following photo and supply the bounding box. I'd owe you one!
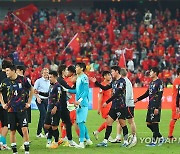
[91,66,129,147]
[0,64,33,154]
[43,71,62,149]
[0,60,12,150]
[135,67,164,147]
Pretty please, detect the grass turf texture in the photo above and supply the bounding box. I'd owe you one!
[1,110,180,154]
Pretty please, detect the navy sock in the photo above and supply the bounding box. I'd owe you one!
[105,126,112,140]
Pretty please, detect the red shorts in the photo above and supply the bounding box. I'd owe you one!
[172,108,180,119]
[101,107,110,119]
[70,110,76,124]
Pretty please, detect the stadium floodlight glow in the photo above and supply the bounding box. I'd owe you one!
[12,0,16,2]
[58,0,61,2]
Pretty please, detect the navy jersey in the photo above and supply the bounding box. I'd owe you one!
[47,82,62,112]
[137,78,164,109]
[95,77,126,109]
[0,71,7,105]
[0,75,32,112]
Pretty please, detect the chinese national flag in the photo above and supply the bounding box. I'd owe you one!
[12,4,38,22]
[68,33,80,55]
[118,52,126,68]
[107,22,115,44]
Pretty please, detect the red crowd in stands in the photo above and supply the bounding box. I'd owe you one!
[0,7,179,87]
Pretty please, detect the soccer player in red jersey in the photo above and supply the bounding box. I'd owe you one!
[168,67,180,140]
[93,71,112,140]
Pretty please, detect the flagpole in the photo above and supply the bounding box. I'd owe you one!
[63,33,78,52]
[11,13,31,30]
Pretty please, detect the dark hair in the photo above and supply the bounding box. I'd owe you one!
[68,65,76,74]
[6,64,16,71]
[102,71,111,77]
[111,66,121,74]
[16,65,25,74]
[177,67,180,76]
[57,64,66,77]
[76,62,86,72]
[49,70,58,77]
[2,60,12,69]
[151,67,159,76]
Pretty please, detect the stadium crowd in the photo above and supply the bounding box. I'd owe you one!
[0,7,179,87]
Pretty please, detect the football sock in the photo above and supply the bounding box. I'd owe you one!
[105,126,112,140]
[168,119,176,137]
[97,122,107,133]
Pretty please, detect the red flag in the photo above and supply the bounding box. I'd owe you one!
[118,52,126,68]
[12,4,38,22]
[68,33,80,55]
[107,22,115,44]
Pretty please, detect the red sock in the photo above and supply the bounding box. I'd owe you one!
[76,129,80,136]
[62,128,67,138]
[97,122,107,133]
[168,119,176,137]
[60,122,67,138]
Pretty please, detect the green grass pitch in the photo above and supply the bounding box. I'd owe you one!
[1,109,180,154]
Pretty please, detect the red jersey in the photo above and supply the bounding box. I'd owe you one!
[65,76,75,104]
[99,81,112,108]
[172,77,180,109]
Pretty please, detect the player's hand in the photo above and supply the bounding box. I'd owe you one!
[97,108,100,115]
[61,86,68,92]
[176,107,180,114]
[74,101,80,106]
[34,89,39,94]
[102,102,107,108]
[2,104,8,110]
[25,103,30,109]
[154,109,159,115]
[51,106,57,115]
[37,97,42,104]
[134,99,138,103]
[90,77,96,83]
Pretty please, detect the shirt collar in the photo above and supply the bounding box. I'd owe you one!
[42,77,48,81]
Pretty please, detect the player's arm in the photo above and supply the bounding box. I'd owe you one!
[105,88,122,104]
[135,89,149,102]
[0,92,7,109]
[51,87,61,115]
[58,78,72,89]
[154,82,164,109]
[24,77,34,108]
[34,79,42,103]
[26,87,34,108]
[95,81,112,90]
[68,88,76,94]
[0,83,8,109]
[98,90,103,114]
